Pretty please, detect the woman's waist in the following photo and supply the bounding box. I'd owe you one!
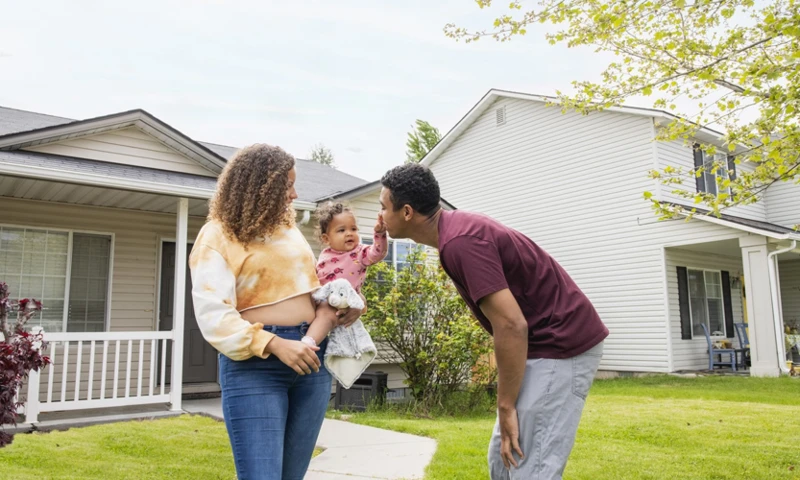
[240,293,316,326]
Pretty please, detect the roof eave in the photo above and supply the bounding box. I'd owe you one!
[680,211,800,241]
[421,88,732,168]
[0,110,226,173]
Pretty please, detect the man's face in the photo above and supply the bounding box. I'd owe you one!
[379,187,407,239]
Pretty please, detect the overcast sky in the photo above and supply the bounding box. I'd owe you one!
[0,0,614,181]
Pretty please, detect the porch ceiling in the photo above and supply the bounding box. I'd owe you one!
[0,175,209,215]
[670,238,800,261]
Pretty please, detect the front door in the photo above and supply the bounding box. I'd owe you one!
[159,242,217,384]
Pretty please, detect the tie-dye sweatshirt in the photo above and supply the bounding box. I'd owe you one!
[189,220,321,360]
[316,232,388,292]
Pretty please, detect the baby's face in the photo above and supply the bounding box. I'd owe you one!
[323,212,361,252]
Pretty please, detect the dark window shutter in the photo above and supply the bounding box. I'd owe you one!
[677,267,692,340]
[693,144,705,192]
[721,271,735,338]
[727,155,737,182]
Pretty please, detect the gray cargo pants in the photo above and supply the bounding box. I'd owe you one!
[488,341,604,480]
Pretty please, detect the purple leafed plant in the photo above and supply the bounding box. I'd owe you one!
[0,282,50,447]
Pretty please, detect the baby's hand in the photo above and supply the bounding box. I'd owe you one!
[374,213,387,234]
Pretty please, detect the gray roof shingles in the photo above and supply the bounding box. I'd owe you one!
[0,106,367,203]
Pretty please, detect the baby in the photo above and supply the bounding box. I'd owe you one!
[301,201,388,348]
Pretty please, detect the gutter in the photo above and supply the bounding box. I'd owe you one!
[767,240,797,375]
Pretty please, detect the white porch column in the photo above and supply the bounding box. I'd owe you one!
[23,370,40,424]
[170,197,189,411]
[740,235,781,377]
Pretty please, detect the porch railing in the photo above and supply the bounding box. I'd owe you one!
[23,331,174,423]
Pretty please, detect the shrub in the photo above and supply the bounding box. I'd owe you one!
[0,282,50,447]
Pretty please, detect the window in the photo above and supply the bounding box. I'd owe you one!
[0,226,111,333]
[688,269,725,337]
[695,149,735,196]
[361,236,418,271]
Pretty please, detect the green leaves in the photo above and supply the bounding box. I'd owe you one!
[405,120,442,164]
[447,0,800,218]
[361,249,493,408]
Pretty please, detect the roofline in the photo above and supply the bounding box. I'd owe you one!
[679,211,800,241]
[0,159,216,200]
[0,159,319,210]
[318,179,457,210]
[421,89,729,167]
[318,180,380,202]
[0,109,227,173]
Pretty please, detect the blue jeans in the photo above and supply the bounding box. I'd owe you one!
[219,323,331,480]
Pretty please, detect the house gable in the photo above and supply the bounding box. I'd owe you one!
[22,126,218,177]
[0,109,225,177]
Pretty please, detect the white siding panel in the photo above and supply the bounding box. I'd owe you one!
[23,127,217,177]
[664,249,745,371]
[780,259,800,326]
[0,196,205,332]
[656,138,767,221]
[765,181,800,228]
[349,190,382,233]
[429,97,751,372]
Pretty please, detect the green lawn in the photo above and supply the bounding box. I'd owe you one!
[346,376,800,480]
[0,415,235,480]
[1,414,324,479]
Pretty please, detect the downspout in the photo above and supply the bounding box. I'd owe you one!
[767,240,796,375]
[300,209,311,226]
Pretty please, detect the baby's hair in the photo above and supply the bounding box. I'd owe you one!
[314,201,355,243]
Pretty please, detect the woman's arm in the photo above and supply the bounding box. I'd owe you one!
[190,246,322,374]
[189,245,276,360]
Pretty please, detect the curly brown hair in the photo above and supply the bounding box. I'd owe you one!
[209,144,296,246]
[313,201,354,243]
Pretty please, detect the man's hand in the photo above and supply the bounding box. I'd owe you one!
[498,406,524,469]
[374,213,387,234]
[479,289,528,470]
[267,337,320,375]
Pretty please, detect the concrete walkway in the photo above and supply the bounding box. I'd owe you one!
[183,398,437,480]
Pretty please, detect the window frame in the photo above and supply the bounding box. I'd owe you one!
[0,223,115,333]
[360,235,417,272]
[698,150,734,196]
[686,267,727,339]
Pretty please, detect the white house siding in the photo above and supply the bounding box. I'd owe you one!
[780,259,800,327]
[655,138,768,221]
[429,96,750,372]
[23,127,218,177]
[765,181,800,228]
[664,248,745,371]
[0,196,205,400]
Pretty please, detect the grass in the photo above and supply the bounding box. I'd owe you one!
[1,414,323,479]
[344,376,800,480]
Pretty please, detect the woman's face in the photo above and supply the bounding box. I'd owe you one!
[286,167,298,204]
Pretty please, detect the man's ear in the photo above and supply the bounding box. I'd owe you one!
[403,204,414,221]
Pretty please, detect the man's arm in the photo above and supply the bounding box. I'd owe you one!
[479,288,528,469]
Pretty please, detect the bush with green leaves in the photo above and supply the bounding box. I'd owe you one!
[361,247,494,409]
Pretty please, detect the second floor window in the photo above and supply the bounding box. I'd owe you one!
[694,147,736,196]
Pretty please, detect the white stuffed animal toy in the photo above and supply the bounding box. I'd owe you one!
[311,278,375,389]
[313,278,365,311]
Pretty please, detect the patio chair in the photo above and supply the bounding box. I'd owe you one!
[733,322,751,370]
[701,323,737,371]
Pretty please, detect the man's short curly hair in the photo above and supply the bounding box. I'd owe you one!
[209,144,295,247]
[380,164,441,216]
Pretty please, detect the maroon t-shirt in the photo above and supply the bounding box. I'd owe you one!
[438,210,608,359]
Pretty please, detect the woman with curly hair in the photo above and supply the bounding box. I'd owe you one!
[189,144,361,480]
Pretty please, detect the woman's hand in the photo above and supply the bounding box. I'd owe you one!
[267,337,320,375]
[335,305,363,327]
